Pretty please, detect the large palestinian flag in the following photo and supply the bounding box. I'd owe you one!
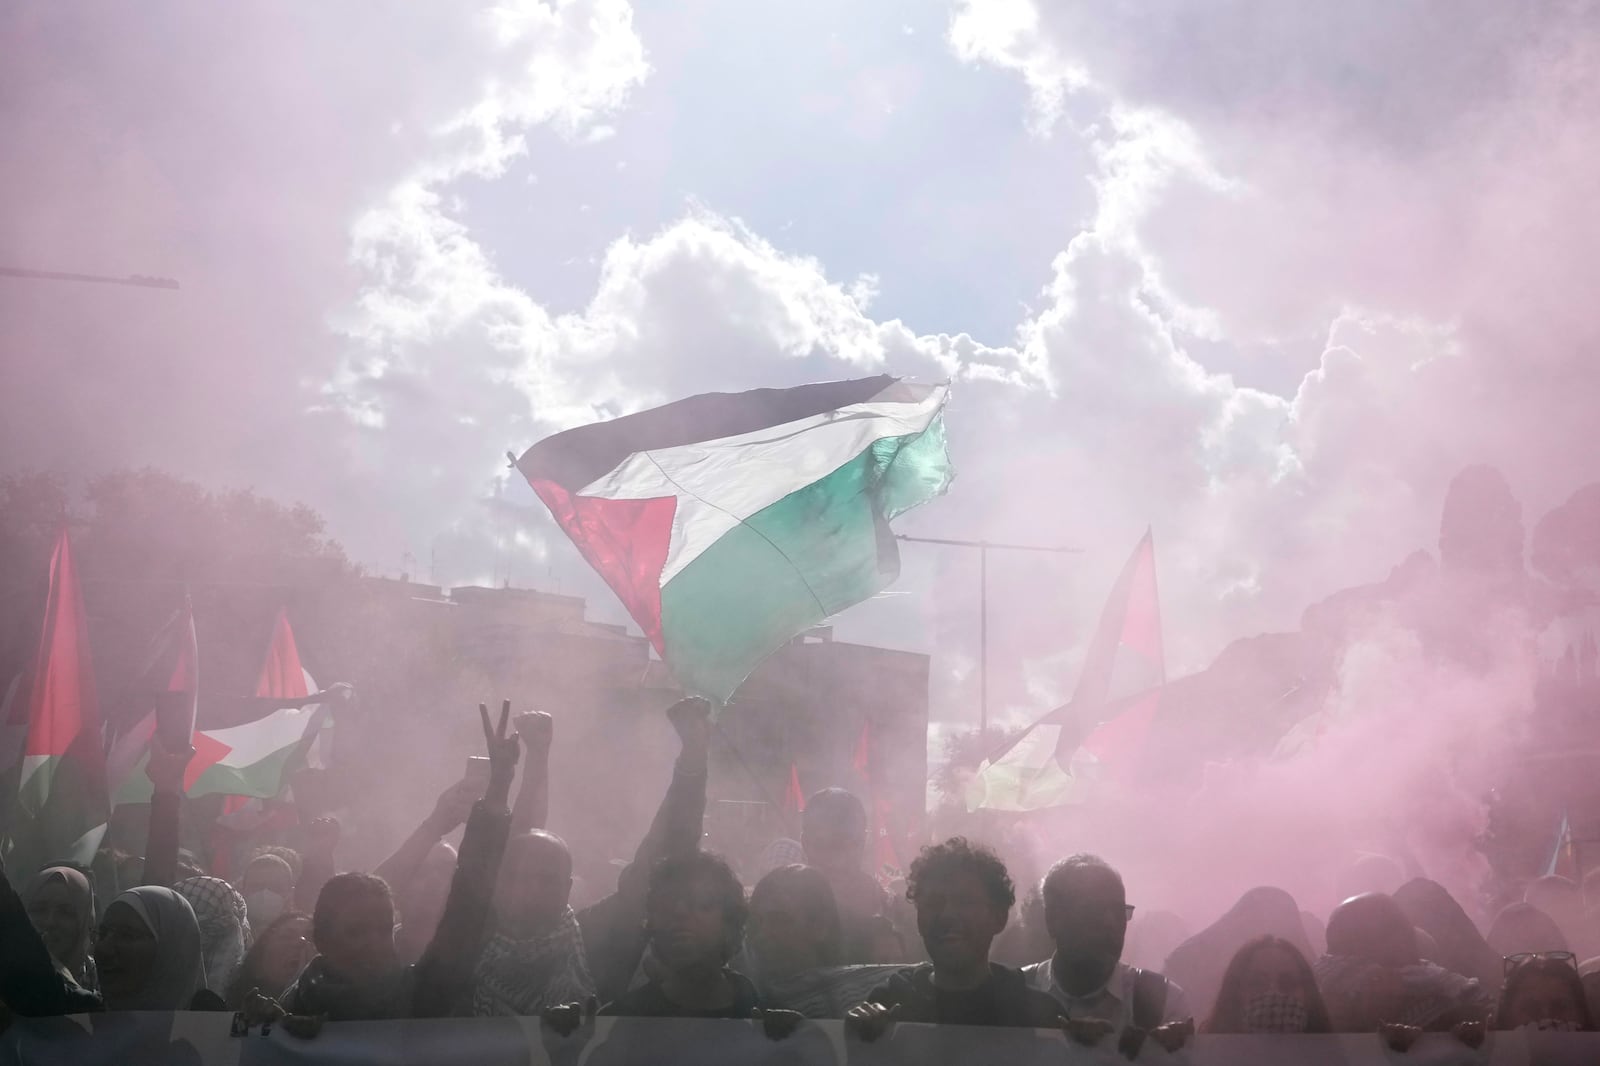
[516,376,952,701]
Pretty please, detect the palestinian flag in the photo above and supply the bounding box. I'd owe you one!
[516,376,952,701]
[5,527,109,874]
[107,597,199,798]
[969,528,1165,811]
[116,609,330,802]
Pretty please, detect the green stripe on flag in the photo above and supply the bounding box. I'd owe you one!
[660,423,951,700]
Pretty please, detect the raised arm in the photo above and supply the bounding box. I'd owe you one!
[634,697,710,866]
[374,782,476,890]
[412,701,518,1019]
[511,712,552,833]
[577,697,711,1005]
[141,737,194,887]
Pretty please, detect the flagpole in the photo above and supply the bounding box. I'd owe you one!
[894,534,1080,732]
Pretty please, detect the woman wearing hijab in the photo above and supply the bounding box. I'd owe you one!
[1394,878,1500,990]
[0,854,222,1016]
[97,886,220,1011]
[1163,887,1313,1019]
[173,876,252,994]
[23,867,97,992]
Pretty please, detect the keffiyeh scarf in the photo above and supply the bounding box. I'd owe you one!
[174,876,253,993]
[472,906,595,1017]
[1315,953,1482,1030]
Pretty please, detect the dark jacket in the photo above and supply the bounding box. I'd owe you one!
[281,799,510,1021]
[864,963,1063,1029]
[600,969,761,1019]
[279,957,415,1021]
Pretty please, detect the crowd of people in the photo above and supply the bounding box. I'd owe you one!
[3,694,1599,1057]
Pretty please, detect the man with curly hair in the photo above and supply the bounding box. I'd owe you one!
[845,837,1061,1040]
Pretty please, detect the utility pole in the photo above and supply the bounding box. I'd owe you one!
[895,534,1080,733]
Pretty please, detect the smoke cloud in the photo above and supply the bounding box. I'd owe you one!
[5,0,1600,914]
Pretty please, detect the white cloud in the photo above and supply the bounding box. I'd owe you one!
[8,0,1600,728]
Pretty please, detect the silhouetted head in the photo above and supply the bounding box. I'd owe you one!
[1326,893,1419,968]
[1041,854,1128,991]
[748,864,841,976]
[242,853,296,930]
[644,851,747,973]
[1488,902,1569,957]
[801,789,867,878]
[312,873,397,983]
[494,831,573,937]
[1334,853,1404,903]
[1524,877,1584,943]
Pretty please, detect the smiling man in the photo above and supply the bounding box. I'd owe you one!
[845,837,1061,1040]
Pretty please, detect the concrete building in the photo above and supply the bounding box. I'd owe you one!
[349,578,930,881]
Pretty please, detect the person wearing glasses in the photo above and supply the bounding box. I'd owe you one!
[1022,854,1189,1037]
[1495,952,1593,1032]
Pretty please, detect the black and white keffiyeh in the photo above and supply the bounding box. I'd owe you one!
[174,876,252,993]
[1243,990,1310,1033]
[471,906,595,1017]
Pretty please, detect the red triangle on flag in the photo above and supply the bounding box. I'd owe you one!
[256,609,310,700]
[184,730,233,792]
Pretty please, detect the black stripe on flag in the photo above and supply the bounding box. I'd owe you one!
[516,375,895,491]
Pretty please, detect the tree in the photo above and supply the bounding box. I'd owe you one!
[930,724,1023,810]
[76,467,353,588]
[0,468,362,727]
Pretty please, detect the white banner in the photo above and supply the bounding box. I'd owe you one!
[4,1013,1598,1066]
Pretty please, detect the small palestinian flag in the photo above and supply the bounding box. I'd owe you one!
[6,527,109,874]
[970,528,1165,811]
[115,608,330,803]
[517,376,951,701]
